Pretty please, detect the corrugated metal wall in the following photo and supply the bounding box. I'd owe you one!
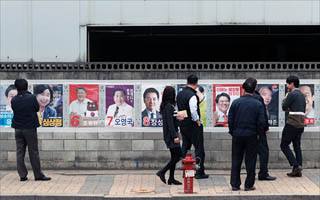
[1,0,319,62]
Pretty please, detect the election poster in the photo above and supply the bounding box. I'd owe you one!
[106,85,134,127]
[141,85,166,127]
[177,84,208,127]
[300,84,315,126]
[0,84,17,127]
[213,84,243,127]
[69,84,99,127]
[257,84,279,127]
[33,84,63,127]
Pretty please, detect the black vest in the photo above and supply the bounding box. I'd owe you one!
[177,86,200,127]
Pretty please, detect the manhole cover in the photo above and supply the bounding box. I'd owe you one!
[131,188,154,193]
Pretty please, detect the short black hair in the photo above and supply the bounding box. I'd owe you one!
[243,77,257,93]
[187,75,198,85]
[143,88,159,99]
[113,88,126,97]
[198,85,204,93]
[300,84,314,96]
[215,93,230,103]
[76,86,87,93]
[34,84,54,104]
[286,76,300,88]
[5,85,16,97]
[14,79,28,91]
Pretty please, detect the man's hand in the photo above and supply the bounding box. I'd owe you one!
[285,92,289,97]
[196,120,201,127]
[174,138,180,143]
[265,130,270,134]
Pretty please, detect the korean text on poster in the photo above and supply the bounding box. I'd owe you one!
[213,84,242,127]
[33,84,63,127]
[106,85,134,127]
[69,84,99,127]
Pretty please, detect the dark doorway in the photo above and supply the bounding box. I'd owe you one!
[88,25,320,62]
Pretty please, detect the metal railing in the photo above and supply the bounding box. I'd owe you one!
[1,62,320,72]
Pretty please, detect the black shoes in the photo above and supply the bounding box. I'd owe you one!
[35,176,51,181]
[156,171,166,184]
[287,171,302,177]
[20,177,28,181]
[287,166,303,177]
[195,174,209,179]
[168,179,182,185]
[244,186,256,191]
[232,187,240,191]
[258,175,276,181]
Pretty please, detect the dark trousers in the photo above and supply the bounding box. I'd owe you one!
[159,147,182,180]
[280,124,304,168]
[257,133,269,177]
[180,124,206,175]
[15,129,44,179]
[230,134,258,189]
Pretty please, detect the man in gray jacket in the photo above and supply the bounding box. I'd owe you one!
[281,76,306,177]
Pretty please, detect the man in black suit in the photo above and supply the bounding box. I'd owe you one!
[142,87,162,127]
[177,75,208,179]
[11,79,51,181]
[228,77,265,191]
[253,83,276,181]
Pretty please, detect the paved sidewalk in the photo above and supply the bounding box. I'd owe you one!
[0,169,319,200]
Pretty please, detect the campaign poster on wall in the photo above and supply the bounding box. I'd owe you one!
[177,84,208,127]
[0,84,17,127]
[105,85,134,127]
[257,84,279,127]
[69,84,99,127]
[300,84,315,126]
[33,84,63,127]
[141,85,165,127]
[213,84,243,127]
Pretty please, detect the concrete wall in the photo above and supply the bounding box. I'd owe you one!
[1,1,320,62]
[0,127,319,170]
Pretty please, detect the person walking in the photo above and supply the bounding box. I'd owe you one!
[156,86,182,185]
[253,81,276,181]
[228,77,265,191]
[11,79,51,181]
[281,76,306,177]
[177,75,208,179]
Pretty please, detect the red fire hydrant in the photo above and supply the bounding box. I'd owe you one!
[182,153,196,194]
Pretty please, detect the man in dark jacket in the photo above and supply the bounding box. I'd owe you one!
[253,82,276,181]
[177,75,208,179]
[281,76,306,177]
[228,77,265,191]
[11,79,51,181]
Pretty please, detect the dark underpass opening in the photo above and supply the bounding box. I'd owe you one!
[88,25,320,62]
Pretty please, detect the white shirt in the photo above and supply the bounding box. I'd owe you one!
[215,110,227,122]
[107,103,133,118]
[146,109,158,119]
[69,98,92,117]
[189,95,199,121]
[106,103,134,127]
